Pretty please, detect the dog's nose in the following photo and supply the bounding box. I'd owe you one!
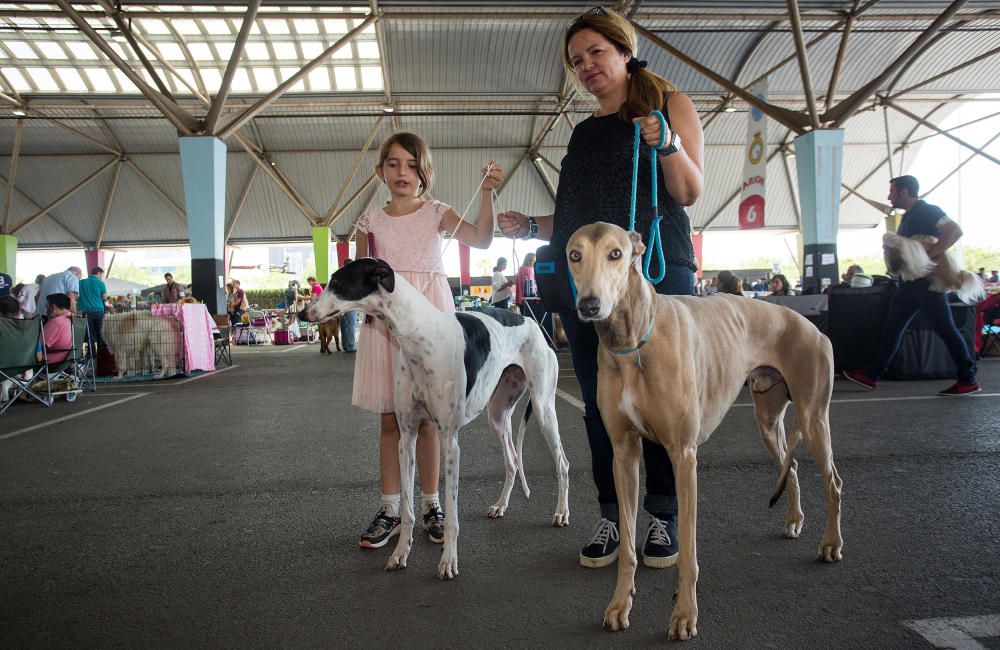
[577,296,601,318]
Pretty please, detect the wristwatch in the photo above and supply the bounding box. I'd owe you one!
[522,216,539,240]
[657,131,682,157]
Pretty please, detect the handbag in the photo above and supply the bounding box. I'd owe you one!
[534,244,577,313]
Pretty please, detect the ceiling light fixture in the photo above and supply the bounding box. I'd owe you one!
[12,108,27,116]
[382,106,395,113]
[723,105,737,113]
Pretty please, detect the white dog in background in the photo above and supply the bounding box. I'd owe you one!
[882,232,986,304]
[104,312,181,379]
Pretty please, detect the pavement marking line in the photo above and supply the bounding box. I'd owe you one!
[0,392,150,441]
[728,392,1000,408]
[555,388,585,411]
[903,614,1000,649]
[277,344,311,353]
[171,365,240,384]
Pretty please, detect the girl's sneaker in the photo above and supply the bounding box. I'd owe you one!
[422,505,445,544]
[359,507,401,549]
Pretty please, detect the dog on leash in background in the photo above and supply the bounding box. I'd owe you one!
[882,232,986,304]
[567,223,843,640]
[300,258,569,580]
[317,317,341,354]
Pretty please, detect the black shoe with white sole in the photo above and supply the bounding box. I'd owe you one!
[579,518,620,568]
[422,505,445,544]
[642,515,679,568]
[359,507,401,549]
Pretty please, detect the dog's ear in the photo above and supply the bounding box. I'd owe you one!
[375,260,395,293]
[628,230,646,269]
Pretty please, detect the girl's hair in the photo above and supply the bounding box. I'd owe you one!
[12,282,24,298]
[562,7,676,122]
[377,132,435,197]
[523,253,536,266]
[771,274,790,296]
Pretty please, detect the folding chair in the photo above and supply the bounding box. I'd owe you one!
[73,317,97,392]
[0,316,52,414]
[211,314,232,367]
[39,316,87,402]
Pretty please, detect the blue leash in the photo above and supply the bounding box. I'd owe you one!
[629,110,667,284]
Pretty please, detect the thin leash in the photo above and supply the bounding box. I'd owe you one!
[630,110,668,285]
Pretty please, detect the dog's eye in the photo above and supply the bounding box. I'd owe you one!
[609,249,622,260]
[569,250,581,262]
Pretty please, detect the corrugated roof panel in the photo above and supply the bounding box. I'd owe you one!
[106,119,187,153]
[228,169,319,241]
[99,156,188,244]
[396,114,536,149]
[383,18,565,95]
[254,114,392,151]
[0,116,115,155]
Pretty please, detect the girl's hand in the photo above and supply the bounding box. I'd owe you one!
[481,162,504,191]
[633,115,670,150]
[497,211,528,238]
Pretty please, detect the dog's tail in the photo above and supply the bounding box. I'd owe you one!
[953,269,987,304]
[515,399,532,499]
[768,429,802,508]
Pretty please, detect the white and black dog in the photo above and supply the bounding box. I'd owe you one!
[300,258,569,579]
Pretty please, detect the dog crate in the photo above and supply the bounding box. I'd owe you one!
[97,308,186,382]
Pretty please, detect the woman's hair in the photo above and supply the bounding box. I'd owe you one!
[716,271,742,295]
[493,257,507,273]
[523,253,536,266]
[306,276,317,284]
[377,132,435,196]
[771,274,790,296]
[562,7,676,122]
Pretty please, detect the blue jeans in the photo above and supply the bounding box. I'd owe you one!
[340,311,358,352]
[562,263,695,522]
[868,278,976,383]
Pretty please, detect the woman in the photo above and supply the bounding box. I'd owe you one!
[498,6,704,571]
[490,257,515,310]
[770,274,792,296]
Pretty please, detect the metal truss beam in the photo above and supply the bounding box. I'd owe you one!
[204,0,261,135]
[9,156,116,237]
[322,116,384,226]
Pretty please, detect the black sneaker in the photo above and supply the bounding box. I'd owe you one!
[642,515,679,568]
[579,518,620,568]
[422,505,445,544]
[359,507,401,549]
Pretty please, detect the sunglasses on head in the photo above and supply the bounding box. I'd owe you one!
[567,5,609,31]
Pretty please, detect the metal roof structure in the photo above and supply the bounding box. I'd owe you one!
[1,0,999,249]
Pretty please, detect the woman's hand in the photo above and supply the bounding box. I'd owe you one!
[482,162,504,192]
[497,211,529,238]
[633,114,670,150]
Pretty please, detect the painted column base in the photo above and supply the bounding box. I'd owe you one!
[192,258,226,315]
[802,243,838,294]
[0,234,17,279]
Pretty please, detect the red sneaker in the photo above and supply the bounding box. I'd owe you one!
[938,381,982,396]
[842,369,877,390]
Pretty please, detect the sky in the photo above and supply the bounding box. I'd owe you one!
[12,97,999,286]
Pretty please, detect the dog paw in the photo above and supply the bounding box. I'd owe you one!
[487,504,506,518]
[437,555,459,580]
[784,520,803,538]
[385,553,408,571]
[552,511,569,527]
[668,612,698,641]
[602,597,632,631]
[818,539,843,563]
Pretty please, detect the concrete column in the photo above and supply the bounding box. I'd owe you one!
[458,242,471,290]
[312,226,330,284]
[179,136,227,315]
[0,234,16,280]
[84,248,106,274]
[691,232,703,280]
[336,241,349,267]
[794,129,845,293]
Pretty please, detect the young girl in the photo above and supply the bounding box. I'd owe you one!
[353,132,503,549]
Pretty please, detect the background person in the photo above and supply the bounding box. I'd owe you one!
[770,273,793,296]
[490,257,515,309]
[339,258,359,353]
[78,266,109,348]
[15,275,42,317]
[497,6,704,571]
[38,266,81,314]
[161,272,184,303]
[37,293,74,364]
[843,175,980,396]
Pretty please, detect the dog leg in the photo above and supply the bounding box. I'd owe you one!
[485,366,526,519]
[668,445,700,641]
[528,354,569,526]
[603,428,642,632]
[799,411,844,563]
[386,411,419,572]
[749,372,804,538]
[438,430,461,579]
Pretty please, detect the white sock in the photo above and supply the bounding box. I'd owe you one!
[421,492,440,514]
[380,493,400,517]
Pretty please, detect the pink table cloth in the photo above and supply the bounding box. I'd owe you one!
[151,303,216,373]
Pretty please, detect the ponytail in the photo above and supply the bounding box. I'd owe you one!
[620,65,675,122]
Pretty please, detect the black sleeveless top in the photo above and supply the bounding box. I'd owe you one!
[551,110,697,273]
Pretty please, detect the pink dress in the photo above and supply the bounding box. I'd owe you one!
[353,200,456,413]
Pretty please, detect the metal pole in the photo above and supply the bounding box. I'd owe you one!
[889,45,1000,100]
[216,14,378,141]
[2,119,23,234]
[786,0,821,129]
[225,165,259,244]
[53,0,199,134]
[95,159,123,248]
[11,157,118,234]
[100,2,175,100]
[328,173,379,229]
[232,133,320,225]
[780,148,801,227]
[204,0,261,135]
[923,129,1000,199]
[883,104,895,178]
[825,0,861,113]
[125,159,188,223]
[322,116,384,225]
[632,21,811,133]
[532,159,557,201]
[824,0,969,127]
[886,99,1000,168]
[32,111,122,156]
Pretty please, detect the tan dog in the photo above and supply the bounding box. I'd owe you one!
[882,232,986,304]
[566,223,843,640]
[317,317,341,353]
